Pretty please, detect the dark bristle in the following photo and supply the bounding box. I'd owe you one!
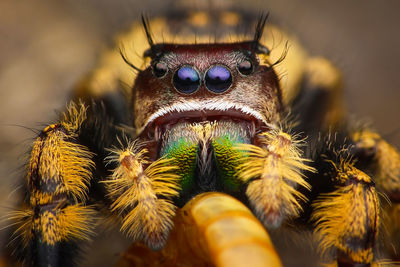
[271,41,289,66]
[253,13,269,45]
[141,14,164,59]
[118,47,141,72]
[141,14,155,48]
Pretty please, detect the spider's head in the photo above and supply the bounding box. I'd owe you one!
[130,16,283,166]
[133,34,283,140]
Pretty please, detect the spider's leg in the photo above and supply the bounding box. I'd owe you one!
[352,129,400,205]
[352,129,400,260]
[311,142,380,266]
[6,97,129,266]
[8,103,98,267]
[291,57,343,138]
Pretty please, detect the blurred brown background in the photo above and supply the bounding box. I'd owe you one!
[0,0,399,266]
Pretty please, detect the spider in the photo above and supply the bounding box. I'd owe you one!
[4,6,400,267]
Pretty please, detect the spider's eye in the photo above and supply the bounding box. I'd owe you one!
[153,61,168,78]
[237,60,253,75]
[205,65,232,93]
[173,66,200,94]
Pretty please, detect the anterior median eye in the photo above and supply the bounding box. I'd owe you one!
[205,65,232,93]
[173,66,200,94]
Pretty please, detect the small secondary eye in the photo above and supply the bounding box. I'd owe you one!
[237,60,253,75]
[153,62,168,78]
[205,65,232,93]
[173,66,200,94]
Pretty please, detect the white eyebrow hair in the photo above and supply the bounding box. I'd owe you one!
[137,99,275,134]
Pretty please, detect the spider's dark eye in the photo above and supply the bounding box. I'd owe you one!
[205,65,232,93]
[237,60,253,75]
[153,62,168,78]
[173,66,200,94]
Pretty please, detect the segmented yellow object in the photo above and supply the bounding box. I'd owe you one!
[117,192,282,267]
[184,192,283,267]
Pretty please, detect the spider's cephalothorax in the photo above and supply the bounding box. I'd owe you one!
[4,8,400,267]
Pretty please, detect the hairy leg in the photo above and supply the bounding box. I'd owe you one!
[312,154,379,266]
[8,103,97,266]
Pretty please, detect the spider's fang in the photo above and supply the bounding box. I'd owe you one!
[105,142,180,249]
[235,129,314,228]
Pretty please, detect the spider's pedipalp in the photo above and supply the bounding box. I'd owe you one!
[104,141,181,249]
[235,129,315,228]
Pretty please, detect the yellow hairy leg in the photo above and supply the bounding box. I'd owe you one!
[312,160,379,265]
[352,130,400,200]
[235,129,314,227]
[116,192,282,267]
[104,141,181,249]
[9,102,97,264]
[352,129,400,261]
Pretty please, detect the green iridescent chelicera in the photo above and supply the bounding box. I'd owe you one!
[212,134,247,192]
[161,128,247,194]
[161,137,198,192]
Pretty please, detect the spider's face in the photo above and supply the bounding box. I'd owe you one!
[133,42,282,150]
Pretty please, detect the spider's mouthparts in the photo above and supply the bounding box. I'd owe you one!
[158,116,257,142]
[160,119,255,147]
[141,108,268,144]
[156,120,255,197]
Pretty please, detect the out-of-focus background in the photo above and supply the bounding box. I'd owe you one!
[0,0,399,266]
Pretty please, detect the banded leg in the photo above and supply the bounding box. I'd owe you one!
[9,103,97,266]
[352,129,400,260]
[312,151,379,266]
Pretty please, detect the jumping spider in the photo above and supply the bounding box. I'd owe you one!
[5,8,400,267]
